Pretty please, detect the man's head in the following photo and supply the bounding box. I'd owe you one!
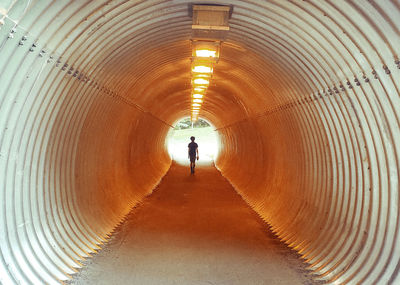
[190,136,195,142]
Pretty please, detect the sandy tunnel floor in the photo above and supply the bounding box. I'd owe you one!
[69,163,321,285]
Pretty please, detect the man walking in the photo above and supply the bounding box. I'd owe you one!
[188,136,199,174]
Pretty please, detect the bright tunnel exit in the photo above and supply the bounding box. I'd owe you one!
[167,118,219,165]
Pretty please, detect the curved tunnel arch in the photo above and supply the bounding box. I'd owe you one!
[0,1,399,284]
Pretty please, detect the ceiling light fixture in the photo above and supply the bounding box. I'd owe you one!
[189,4,231,122]
[193,78,209,85]
[192,65,213,73]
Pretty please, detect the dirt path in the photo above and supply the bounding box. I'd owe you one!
[69,163,319,285]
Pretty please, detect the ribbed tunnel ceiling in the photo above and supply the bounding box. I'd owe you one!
[0,1,399,284]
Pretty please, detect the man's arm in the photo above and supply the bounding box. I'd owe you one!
[196,147,199,160]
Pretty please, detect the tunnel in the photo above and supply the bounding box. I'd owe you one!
[0,1,400,284]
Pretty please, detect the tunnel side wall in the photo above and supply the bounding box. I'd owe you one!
[216,2,400,283]
[217,74,400,284]
[0,2,172,284]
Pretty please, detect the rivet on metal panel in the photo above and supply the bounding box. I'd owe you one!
[383,65,390,74]
[354,78,360,86]
[67,67,73,74]
[8,28,16,38]
[395,59,400,69]
[363,75,369,83]
[340,84,345,91]
[62,63,68,71]
[39,50,45,57]
[346,81,353,88]
[372,70,378,79]
[18,41,24,46]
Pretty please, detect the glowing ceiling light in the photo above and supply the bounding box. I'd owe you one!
[194,73,211,78]
[194,87,206,92]
[192,40,221,61]
[190,40,222,122]
[192,66,213,73]
[195,49,217,58]
[193,78,209,85]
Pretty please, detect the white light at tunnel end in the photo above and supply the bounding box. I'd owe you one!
[167,117,219,166]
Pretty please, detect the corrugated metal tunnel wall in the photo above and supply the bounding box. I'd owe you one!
[0,1,399,284]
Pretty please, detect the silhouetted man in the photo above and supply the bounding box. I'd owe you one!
[188,136,199,174]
